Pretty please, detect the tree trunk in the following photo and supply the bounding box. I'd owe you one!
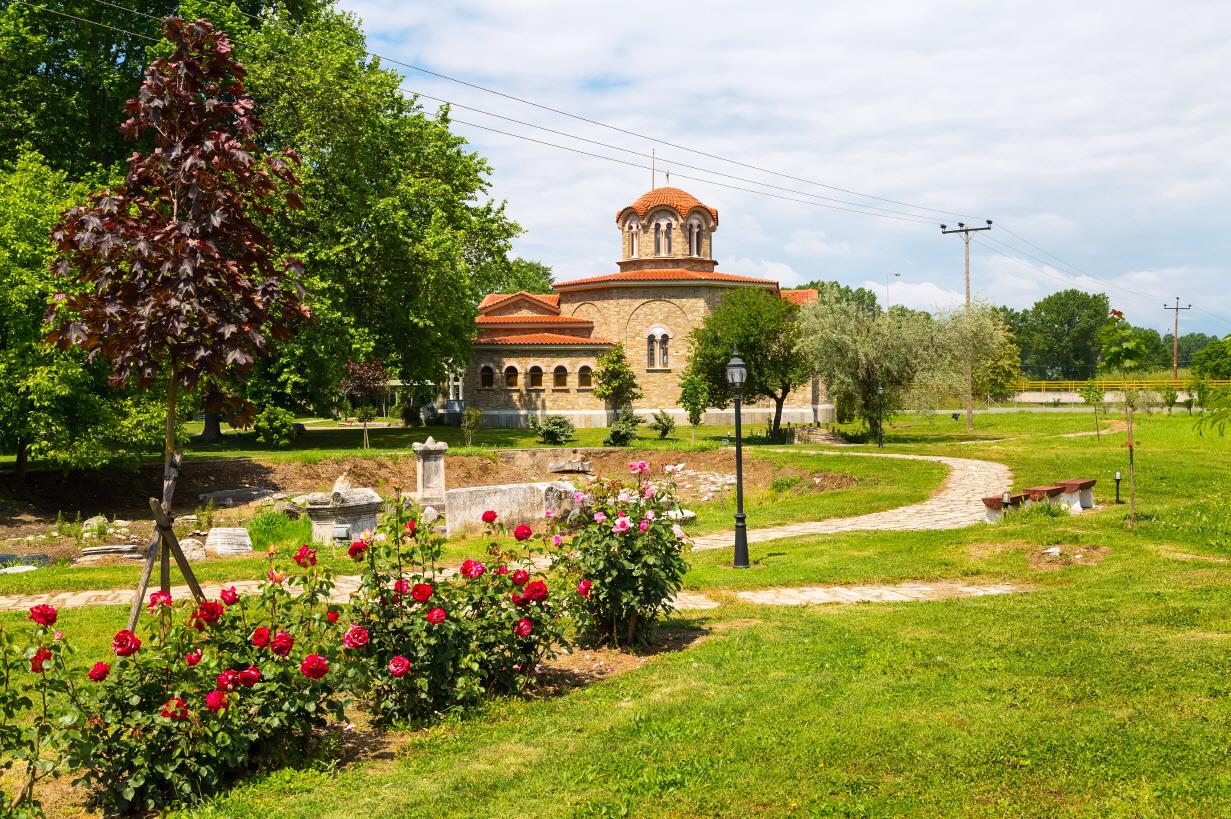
[362,420,369,450]
[772,392,786,440]
[1126,405,1136,528]
[200,409,223,442]
[165,374,178,470]
[14,436,27,483]
[1093,406,1100,440]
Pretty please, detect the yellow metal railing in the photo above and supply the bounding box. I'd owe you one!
[1011,379,1231,392]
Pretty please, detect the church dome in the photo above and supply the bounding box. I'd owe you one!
[616,187,718,226]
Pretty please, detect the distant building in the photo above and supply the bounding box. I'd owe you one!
[462,187,832,428]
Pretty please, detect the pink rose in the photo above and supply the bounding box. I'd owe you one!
[577,579,592,598]
[88,661,110,682]
[185,649,203,666]
[29,604,57,626]
[612,517,631,534]
[460,559,487,579]
[267,569,288,584]
[111,629,141,657]
[146,591,172,613]
[495,564,509,575]
[426,607,447,625]
[672,524,686,539]
[300,654,329,679]
[573,491,587,504]
[639,520,650,532]
[552,534,563,547]
[514,618,533,637]
[594,512,608,524]
[343,624,369,649]
[393,578,410,599]
[388,655,411,677]
[404,519,416,537]
[205,690,228,714]
[293,544,317,568]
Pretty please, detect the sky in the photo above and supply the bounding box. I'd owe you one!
[336,0,1230,337]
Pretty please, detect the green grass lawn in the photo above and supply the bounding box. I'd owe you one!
[7,411,1231,816]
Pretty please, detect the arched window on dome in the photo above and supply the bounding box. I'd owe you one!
[629,224,639,257]
[646,335,657,369]
[665,222,673,254]
[660,333,670,367]
[688,221,703,256]
[653,223,661,255]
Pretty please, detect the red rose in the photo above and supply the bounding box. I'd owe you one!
[411,583,433,603]
[220,586,239,606]
[270,631,294,657]
[29,604,57,627]
[326,610,339,625]
[161,697,188,721]
[426,607,447,625]
[460,559,486,579]
[238,666,261,688]
[216,669,240,693]
[481,510,498,524]
[300,654,329,679]
[512,592,524,606]
[88,661,110,682]
[522,579,548,603]
[393,579,410,600]
[30,646,52,673]
[577,578,592,599]
[294,544,317,568]
[192,600,224,628]
[404,519,416,537]
[147,591,172,612]
[185,649,203,666]
[343,625,369,649]
[112,629,141,657]
[251,626,271,648]
[205,690,228,714]
[495,564,509,575]
[514,618,533,638]
[348,540,368,560]
[388,655,411,677]
[511,569,529,587]
[513,524,533,541]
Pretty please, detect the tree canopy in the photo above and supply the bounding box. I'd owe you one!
[1015,289,1110,378]
[799,280,880,315]
[685,287,812,435]
[1192,335,1231,380]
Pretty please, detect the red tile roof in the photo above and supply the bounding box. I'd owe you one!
[616,187,718,225]
[474,333,613,346]
[555,268,778,288]
[477,291,561,313]
[781,288,819,306]
[475,315,593,326]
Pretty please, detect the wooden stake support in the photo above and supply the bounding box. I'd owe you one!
[125,453,206,631]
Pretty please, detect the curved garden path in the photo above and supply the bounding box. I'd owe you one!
[0,450,1014,613]
[689,450,1013,553]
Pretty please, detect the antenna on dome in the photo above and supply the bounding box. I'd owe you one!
[666,170,671,186]
[651,148,656,189]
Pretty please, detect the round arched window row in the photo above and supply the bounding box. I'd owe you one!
[553,365,568,388]
[528,365,544,388]
[577,365,593,388]
[503,365,519,388]
[479,365,494,388]
[646,333,670,368]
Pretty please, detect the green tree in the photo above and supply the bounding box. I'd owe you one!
[1078,379,1105,438]
[1192,335,1231,380]
[592,343,642,413]
[237,7,521,412]
[799,280,880,315]
[685,288,812,436]
[677,372,709,441]
[1165,332,1217,367]
[799,300,939,440]
[481,258,553,296]
[1019,289,1110,378]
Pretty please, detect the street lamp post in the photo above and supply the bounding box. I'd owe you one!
[727,349,749,569]
[876,385,884,448]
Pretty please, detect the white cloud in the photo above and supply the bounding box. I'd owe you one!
[339,0,1231,336]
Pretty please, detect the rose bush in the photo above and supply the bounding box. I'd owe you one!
[552,461,691,645]
[56,556,348,814]
[345,504,565,725]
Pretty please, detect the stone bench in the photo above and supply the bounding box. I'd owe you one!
[1057,478,1096,511]
[982,492,1026,523]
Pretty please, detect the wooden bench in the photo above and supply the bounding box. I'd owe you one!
[1057,478,1097,510]
[1023,485,1065,508]
[982,492,1026,523]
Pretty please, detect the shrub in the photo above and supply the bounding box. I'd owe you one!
[344,504,565,725]
[61,562,347,814]
[529,414,575,446]
[1161,384,1178,414]
[253,406,297,449]
[400,401,422,427]
[553,461,690,645]
[603,409,642,447]
[770,474,801,493]
[647,410,676,440]
[461,406,483,446]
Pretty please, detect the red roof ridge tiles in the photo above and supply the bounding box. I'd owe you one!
[475,315,593,325]
[616,187,718,225]
[781,288,819,306]
[555,269,777,288]
[477,291,561,313]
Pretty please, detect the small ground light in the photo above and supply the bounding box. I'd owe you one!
[1115,470,1123,504]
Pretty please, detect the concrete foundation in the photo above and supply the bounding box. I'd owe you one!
[444,480,575,537]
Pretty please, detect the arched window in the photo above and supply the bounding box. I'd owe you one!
[660,333,670,367]
[578,365,593,388]
[553,365,568,388]
[653,223,661,255]
[503,366,518,388]
[647,335,657,369]
[689,222,702,256]
[628,224,639,257]
[528,365,543,388]
[665,223,672,254]
[479,365,494,389]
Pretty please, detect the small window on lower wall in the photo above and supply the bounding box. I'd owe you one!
[479,365,494,388]
[504,366,518,388]
[528,365,543,388]
[578,365,593,388]
[553,365,568,388]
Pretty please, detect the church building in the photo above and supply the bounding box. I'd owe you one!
[462,187,831,428]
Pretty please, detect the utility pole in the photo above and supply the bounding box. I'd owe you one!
[1163,297,1192,380]
[941,220,993,431]
[885,272,900,312]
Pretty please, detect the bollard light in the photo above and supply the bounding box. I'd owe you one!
[1114,470,1122,504]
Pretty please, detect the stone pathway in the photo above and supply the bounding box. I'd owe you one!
[689,450,1012,553]
[733,582,1022,606]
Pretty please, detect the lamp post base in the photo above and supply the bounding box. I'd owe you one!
[733,513,749,569]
